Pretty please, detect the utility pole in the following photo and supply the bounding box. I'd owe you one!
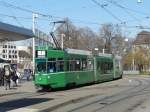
[61,33,65,50]
[66,20,70,48]
[32,13,38,74]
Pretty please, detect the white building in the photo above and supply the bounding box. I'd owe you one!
[0,42,18,63]
[0,42,32,69]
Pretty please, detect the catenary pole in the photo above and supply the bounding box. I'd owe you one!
[32,13,37,74]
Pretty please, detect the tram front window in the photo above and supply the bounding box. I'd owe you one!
[36,62,46,73]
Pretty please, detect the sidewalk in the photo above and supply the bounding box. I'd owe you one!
[0,80,36,97]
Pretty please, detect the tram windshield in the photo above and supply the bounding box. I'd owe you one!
[36,58,64,73]
[36,62,46,73]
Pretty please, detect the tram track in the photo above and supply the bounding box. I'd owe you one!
[1,77,150,112]
[92,78,150,112]
[48,77,143,112]
[62,78,150,112]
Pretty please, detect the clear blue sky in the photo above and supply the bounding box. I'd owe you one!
[0,0,150,38]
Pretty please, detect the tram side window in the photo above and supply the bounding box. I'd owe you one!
[47,58,56,73]
[100,62,113,74]
[87,60,93,70]
[68,58,89,71]
[57,58,64,72]
[82,59,87,70]
[75,60,81,71]
[97,61,101,71]
[69,59,81,71]
[69,60,76,71]
[37,62,46,73]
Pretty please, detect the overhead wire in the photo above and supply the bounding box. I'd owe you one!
[0,1,104,26]
[0,0,61,19]
[0,0,141,27]
[104,0,150,29]
[91,0,123,23]
[8,6,25,27]
[105,0,150,16]
[0,0,149,30]
[104,0,142,24]
[0,13,31,19]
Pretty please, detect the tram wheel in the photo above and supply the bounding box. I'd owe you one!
[42,85,51,92]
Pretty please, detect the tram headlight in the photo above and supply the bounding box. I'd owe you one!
[48,76,50,79]
[35,74,39,76]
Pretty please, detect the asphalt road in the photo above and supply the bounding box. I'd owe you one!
[1,75,150,112]
[52,76,150,112]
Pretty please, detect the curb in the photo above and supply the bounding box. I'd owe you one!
[0,92,23,97]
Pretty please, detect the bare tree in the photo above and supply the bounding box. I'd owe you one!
[99,23,124,54]
[77,27,100,50]
[56,18,78,49]
[56,19,102,50]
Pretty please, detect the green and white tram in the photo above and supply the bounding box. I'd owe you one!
[34,46,123,90]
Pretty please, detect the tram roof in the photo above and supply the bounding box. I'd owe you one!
[65,48,92,56]
[115,55,122,60]
[98,53,112,58]
[0,22,34,41]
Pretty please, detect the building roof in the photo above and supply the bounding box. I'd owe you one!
[0,22,34,41]
[134,31,150,45]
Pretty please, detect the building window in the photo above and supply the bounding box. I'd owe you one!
[15,51,17,54]
[15,55,17,58]
[9,55,11,58]
[3,50,5,53]
[3,45,7,48]
[3,55,5,58]
[14,46,16,49]
[11,46,13,48]
[9,50,11,53]
[8,45,10,48]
